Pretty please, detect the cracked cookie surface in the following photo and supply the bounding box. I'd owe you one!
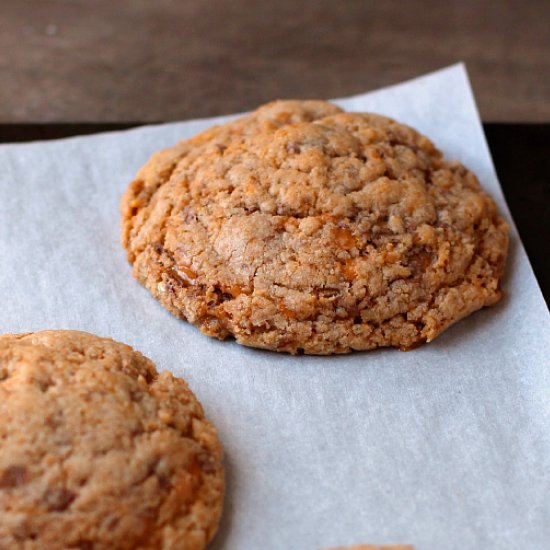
[122,100,508,354]
[0,330,224,550]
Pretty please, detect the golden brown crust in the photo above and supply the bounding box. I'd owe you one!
[121,100,509,354]
[0,330,224,550]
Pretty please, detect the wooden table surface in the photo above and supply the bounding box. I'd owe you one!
[1,0,548,123]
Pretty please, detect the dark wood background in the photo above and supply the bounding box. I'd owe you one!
[1,0,548,123]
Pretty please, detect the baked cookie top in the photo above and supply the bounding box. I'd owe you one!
[0,330,224,550]
[122,100,508,354]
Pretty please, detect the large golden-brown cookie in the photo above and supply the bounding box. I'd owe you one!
[122,100,508,354]
[0,330,224,550]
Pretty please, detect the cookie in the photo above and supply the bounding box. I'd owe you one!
[0,330,224,550]
[329,547,413,550]
[122,100,508,354]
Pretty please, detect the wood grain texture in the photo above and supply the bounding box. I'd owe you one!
[0,0,548,122]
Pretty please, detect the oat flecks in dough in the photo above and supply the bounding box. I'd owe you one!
[121,100,509,355]
[0,330,224,550]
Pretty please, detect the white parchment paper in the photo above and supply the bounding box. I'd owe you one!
[1,64,549,550]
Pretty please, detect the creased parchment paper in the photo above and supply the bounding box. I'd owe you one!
[0,64,549,550]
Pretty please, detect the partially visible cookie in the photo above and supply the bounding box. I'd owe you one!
[122,100,509,354]
[327,544,414,550]
[0,330,224,550]
[324,546,414,550]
